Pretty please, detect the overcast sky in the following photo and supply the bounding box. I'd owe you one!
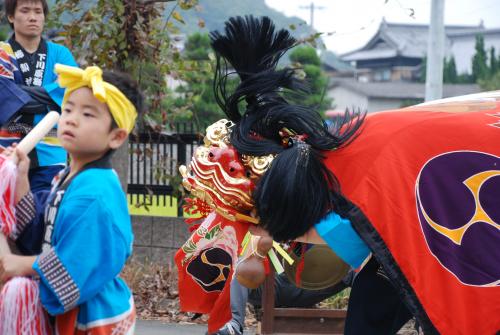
[265,0,500,54]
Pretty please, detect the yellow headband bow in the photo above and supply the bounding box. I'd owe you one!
[55,64,137,133]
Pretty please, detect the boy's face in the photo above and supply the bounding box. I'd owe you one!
[57,87,127,161]
[8,0,45,39]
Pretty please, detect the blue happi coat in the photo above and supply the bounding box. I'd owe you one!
[13,154,136,332]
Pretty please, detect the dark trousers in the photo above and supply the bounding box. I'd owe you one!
[344,258,413,335]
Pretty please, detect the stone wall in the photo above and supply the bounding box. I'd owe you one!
[131,215,190,264]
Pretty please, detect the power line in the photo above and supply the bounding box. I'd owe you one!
[453,0,499,17]
[299,2,326,30]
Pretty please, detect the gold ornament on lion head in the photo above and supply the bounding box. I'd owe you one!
[179,119,275,222]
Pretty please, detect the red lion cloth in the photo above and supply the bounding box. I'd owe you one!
[325,103,500,334]
[175,213,250,333]
[174,134,255,333]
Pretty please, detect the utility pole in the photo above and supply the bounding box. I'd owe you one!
[425,0,445,101]
[299,2,325,30]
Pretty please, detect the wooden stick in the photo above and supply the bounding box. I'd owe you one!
[13,111,60,163]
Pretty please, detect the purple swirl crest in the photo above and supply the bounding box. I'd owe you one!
[416,151,499,286]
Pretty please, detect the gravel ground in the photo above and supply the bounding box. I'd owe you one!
[122,261,422,334]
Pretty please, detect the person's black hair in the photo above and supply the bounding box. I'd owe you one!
[210,16,366,241]
[102,70,144,130]
[4,0,49,29]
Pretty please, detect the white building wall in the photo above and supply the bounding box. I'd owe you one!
[450,32,500,74]
[328,87,368,112]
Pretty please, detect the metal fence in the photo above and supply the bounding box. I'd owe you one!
[127,123,206,214]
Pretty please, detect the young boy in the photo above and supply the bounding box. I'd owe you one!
[0,64,142,334]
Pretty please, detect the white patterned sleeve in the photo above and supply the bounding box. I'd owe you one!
[11,192,36,240]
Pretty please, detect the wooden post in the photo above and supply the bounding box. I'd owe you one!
[261,269,275,334]
[259,267,347,334]
[176,138,186,217]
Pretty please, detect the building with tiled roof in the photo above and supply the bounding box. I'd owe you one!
[340,20,499,82]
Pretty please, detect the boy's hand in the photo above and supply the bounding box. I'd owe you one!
[0,255,37,283]
[2,144,31,203]
[2,144,30,174]
[14,147,31,203]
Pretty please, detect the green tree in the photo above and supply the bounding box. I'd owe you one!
[0,0,8,40]
[472,34,489,81]
[400,98,424,108]
[456,73,474,84]
[443,56,458,83]
[0,26,6,40]
[489,46,498,74]
[184,32,211,60]
[47,0,200,126]
[173,32,226,125]
[478,47,500,91]
[289,46,321,66]
[288,46,331,112]
[498,52,500,73]
[478,71,500,91]
[46,0,199,191]
[418,56,427,83]
[420,56,468,84]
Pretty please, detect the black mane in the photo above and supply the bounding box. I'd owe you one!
[210,16,366,241]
